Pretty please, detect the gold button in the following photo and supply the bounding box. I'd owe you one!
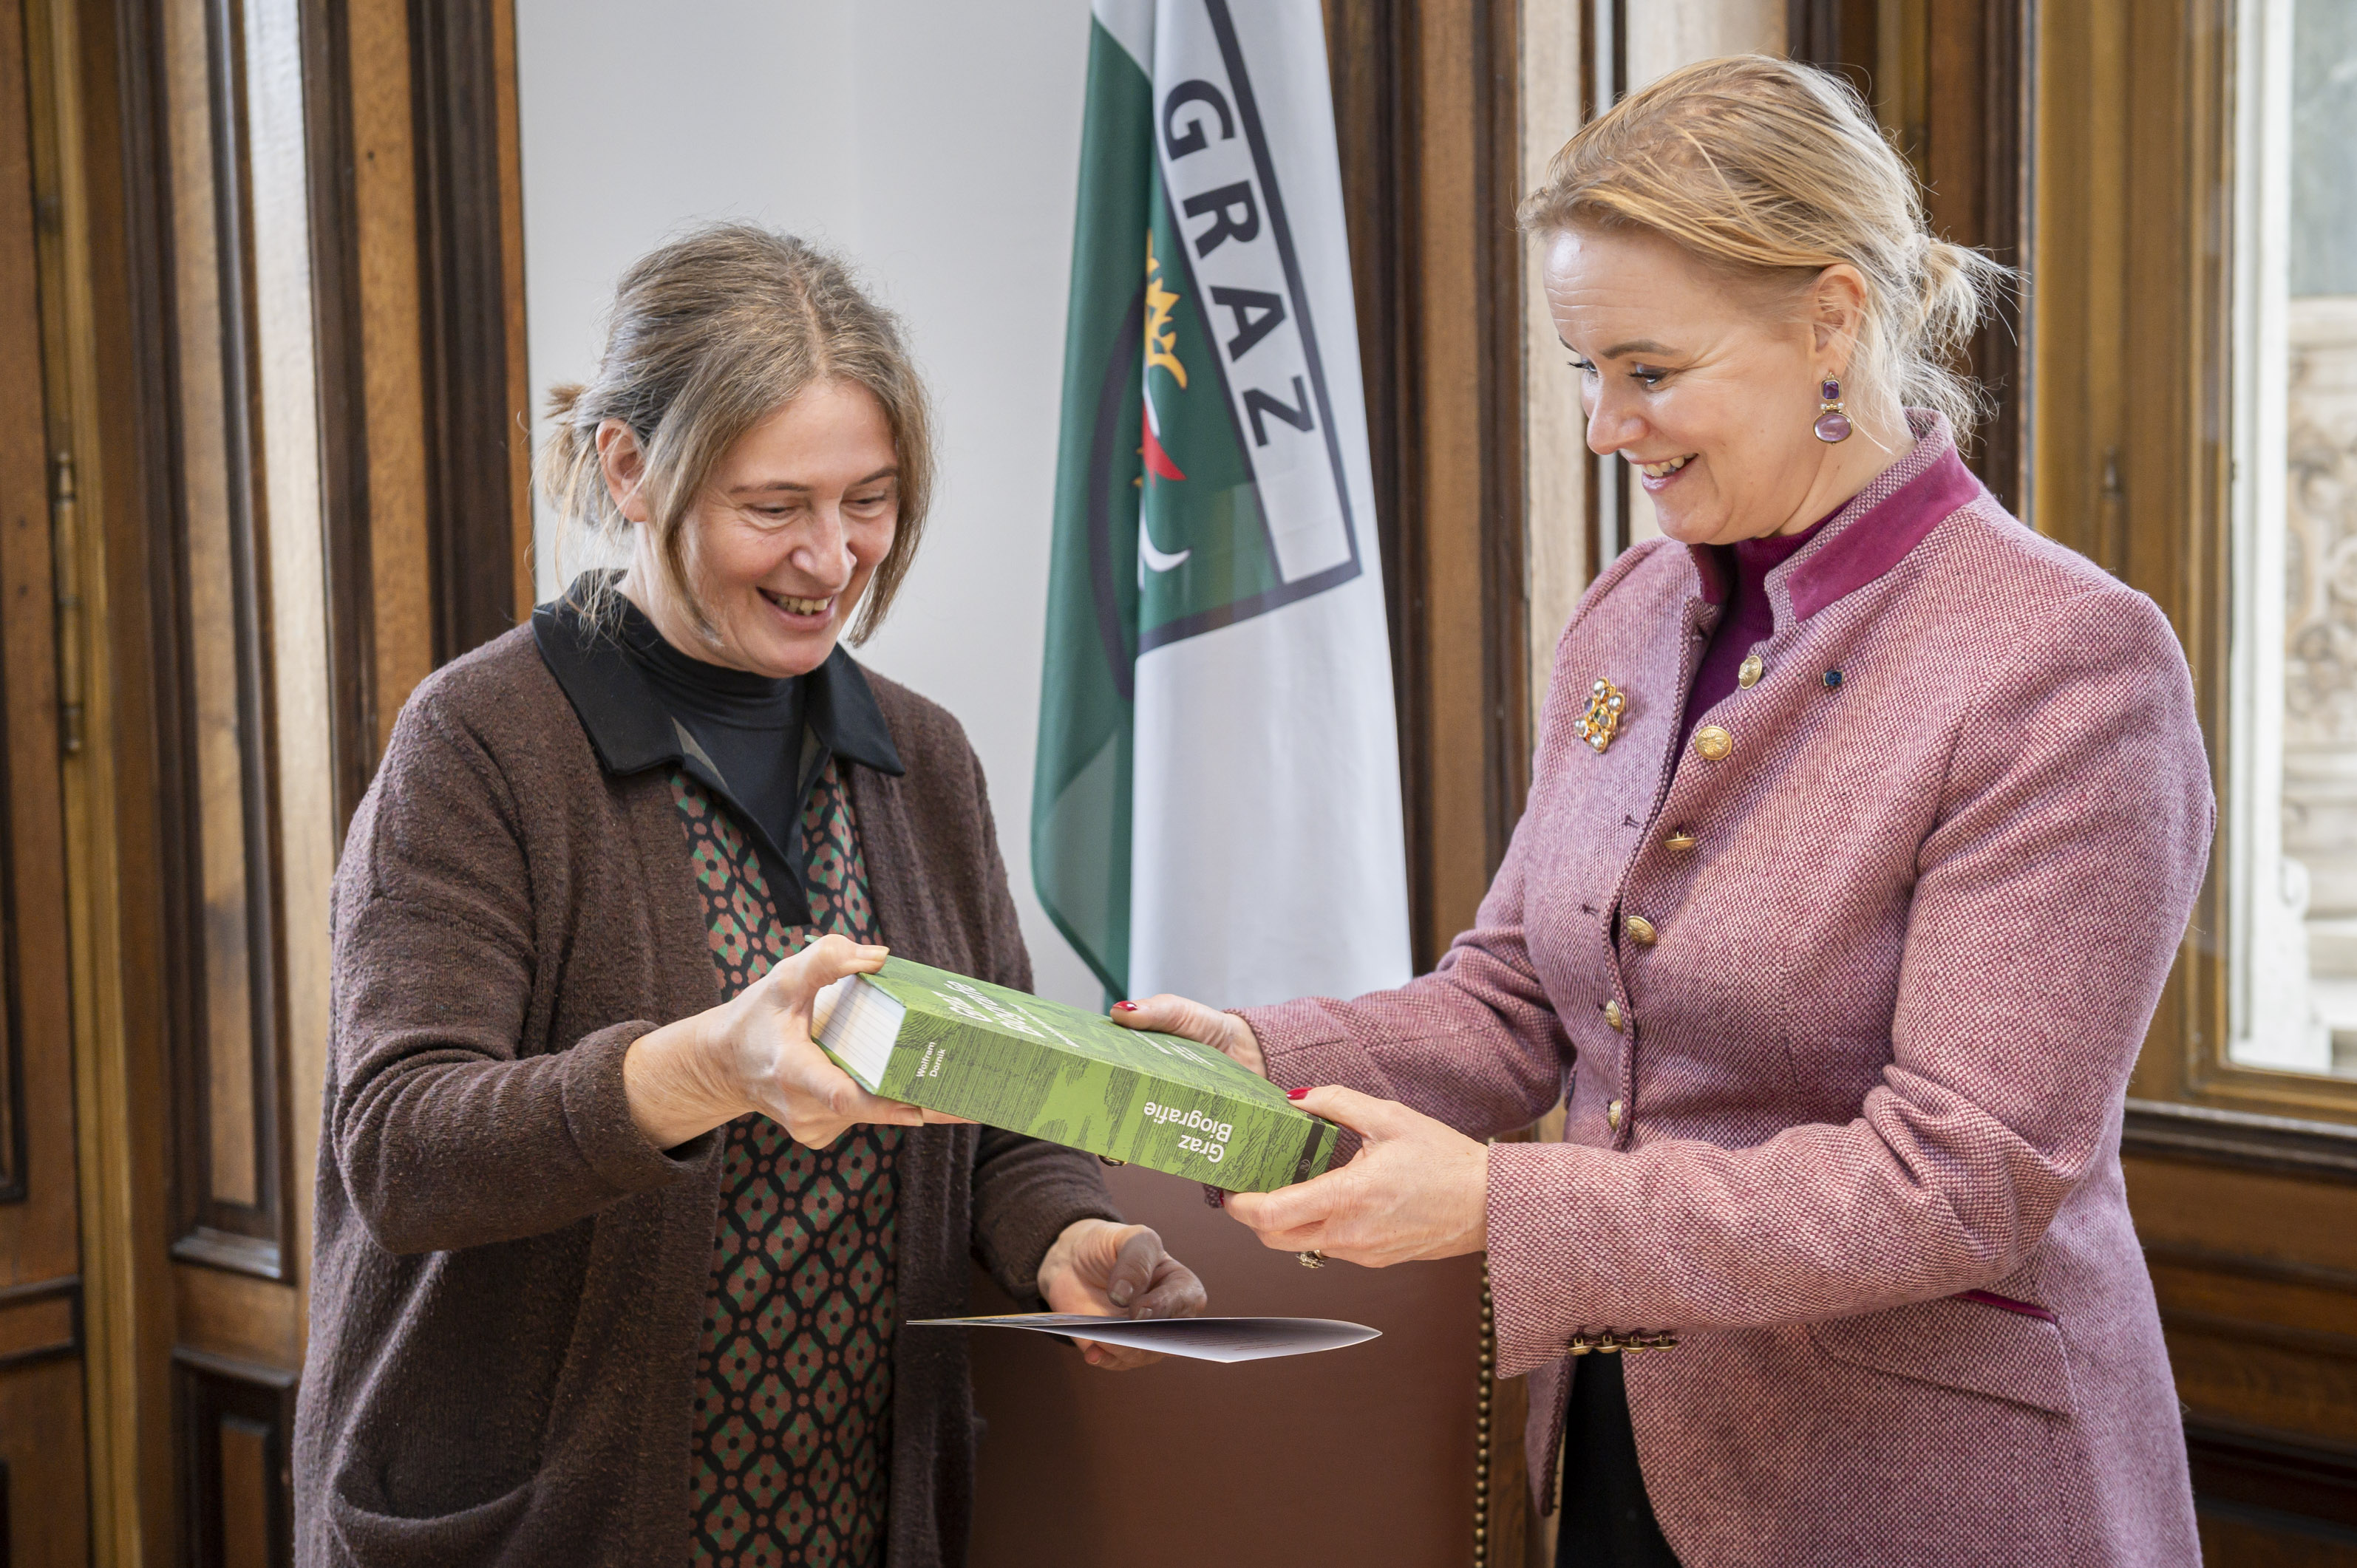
[1664,830,1697,853]
[1625,915,1657,946]
[1607,1099,1625,1130]
[1603,1000,1625,1032]
[1693,725,1733,762]
[1738,655,1764,688]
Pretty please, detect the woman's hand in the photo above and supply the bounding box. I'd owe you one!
[1223,1087,1489,1267]
[1111,993,1266,1078]
[623,933,931,1151]
[1036,1219,1208,1370]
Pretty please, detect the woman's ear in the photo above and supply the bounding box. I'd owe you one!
[1809,263,1871,375]
[596,419,653,525]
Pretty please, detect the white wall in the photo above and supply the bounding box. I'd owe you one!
[1626,0,1783,91]
[516,0,1101,1006]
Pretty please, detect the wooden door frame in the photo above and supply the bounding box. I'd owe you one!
[409,0,532,669]
[25,0,531,1558]
[1330,0,1532,978]
[23,0,180,1551]
[1327,3,1535,1563]
[1,0,96,1557]
[1786,0,2035,517]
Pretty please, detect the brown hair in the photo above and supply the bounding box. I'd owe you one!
[1519,54,2009,437]
[537,223,934,644]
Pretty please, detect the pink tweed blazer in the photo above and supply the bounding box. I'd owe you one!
[1241,415,2213,1567]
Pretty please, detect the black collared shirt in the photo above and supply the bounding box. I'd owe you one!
[532,577,905,923]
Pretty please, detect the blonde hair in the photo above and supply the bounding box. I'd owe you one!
[536,223,934,644]
[1519,54,2009,437]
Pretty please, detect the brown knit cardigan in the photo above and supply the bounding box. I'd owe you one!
[294,624,1120,1567]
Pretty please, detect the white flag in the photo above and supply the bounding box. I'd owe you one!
[1033,0,1412,1009]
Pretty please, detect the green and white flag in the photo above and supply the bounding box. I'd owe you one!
[1033,0,1411,1008]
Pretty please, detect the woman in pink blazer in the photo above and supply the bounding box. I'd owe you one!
[1119,55,2212,1567]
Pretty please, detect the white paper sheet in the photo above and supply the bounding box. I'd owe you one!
[908,1314,1379,1363]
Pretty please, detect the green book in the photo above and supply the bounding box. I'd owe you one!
[812,957,1337,1193]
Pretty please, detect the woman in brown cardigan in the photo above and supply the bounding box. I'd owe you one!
[296,224,1205,1568]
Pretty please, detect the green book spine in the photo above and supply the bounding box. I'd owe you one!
[817,957,1336,1193]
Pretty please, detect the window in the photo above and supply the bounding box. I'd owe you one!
[2225,0,2357,1079]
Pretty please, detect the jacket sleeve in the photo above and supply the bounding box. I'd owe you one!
[957,737,1123,1303]
[327,689,710,1256]
[1482,586,2214,1376]
[1237,811,1577,1142]
[1228,555,1670,1136]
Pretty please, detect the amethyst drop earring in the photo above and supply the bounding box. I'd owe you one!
[1813,376,1853,443]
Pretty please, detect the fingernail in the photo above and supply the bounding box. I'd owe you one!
[1114,1001,1139,1012]
[1287,1086,1310,1100]
[1110,1283,1133,1305]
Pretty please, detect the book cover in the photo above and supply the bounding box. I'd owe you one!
[813,956,1336,1193]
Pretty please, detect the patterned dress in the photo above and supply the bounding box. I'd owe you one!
[673,761,899,1568]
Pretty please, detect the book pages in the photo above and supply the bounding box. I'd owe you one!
[811,973,905,1091]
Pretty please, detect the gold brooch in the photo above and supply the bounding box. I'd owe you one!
[1574,678,1627,753]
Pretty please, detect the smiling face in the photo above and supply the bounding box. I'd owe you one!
[1542,222,1904,547]
[606,379,901,678]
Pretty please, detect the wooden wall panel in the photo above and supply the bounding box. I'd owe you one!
[105,0,368,1303]
[298,0,375,838]
[2029,0,2131,571]
[0,1280,78,1365]
[172,1350,294,1568]
[0,1357,92,1567]
[410,0,530,659]
[2126,1154,2357,1557]
[39,0,191,1545]
[143,0,297,1286]
[1415,0,1508,958]
[142,0,358,1549]
[1326,0,1429,955]
[0,0,95,1557]
[83,0,412,1557]
[347,0,430,751]
[1786,0,2033,515]
[492,0,530,619]
[241,0,340,1332]
[1329,0,1530,969]
[30,0,526,1557]
[1327,4,1533,1563]
[0,0,77,1280]
[2129,1159,2357,1448]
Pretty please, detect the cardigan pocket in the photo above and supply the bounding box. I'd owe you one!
[1808,1293,2077,1419]
[326,1465,536,1563]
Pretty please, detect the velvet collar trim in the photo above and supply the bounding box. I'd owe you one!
[1685,411,1989,622]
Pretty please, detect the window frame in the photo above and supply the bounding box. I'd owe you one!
[2035,0,2357,1134]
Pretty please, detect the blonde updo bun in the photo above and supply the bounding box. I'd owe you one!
[1520,54,2010,437]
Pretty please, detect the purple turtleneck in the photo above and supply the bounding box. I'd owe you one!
[1676,515,1832,753]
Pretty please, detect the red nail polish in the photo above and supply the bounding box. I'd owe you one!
[1114,1001,1139,1012]
[1286,1086,1310,1100]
